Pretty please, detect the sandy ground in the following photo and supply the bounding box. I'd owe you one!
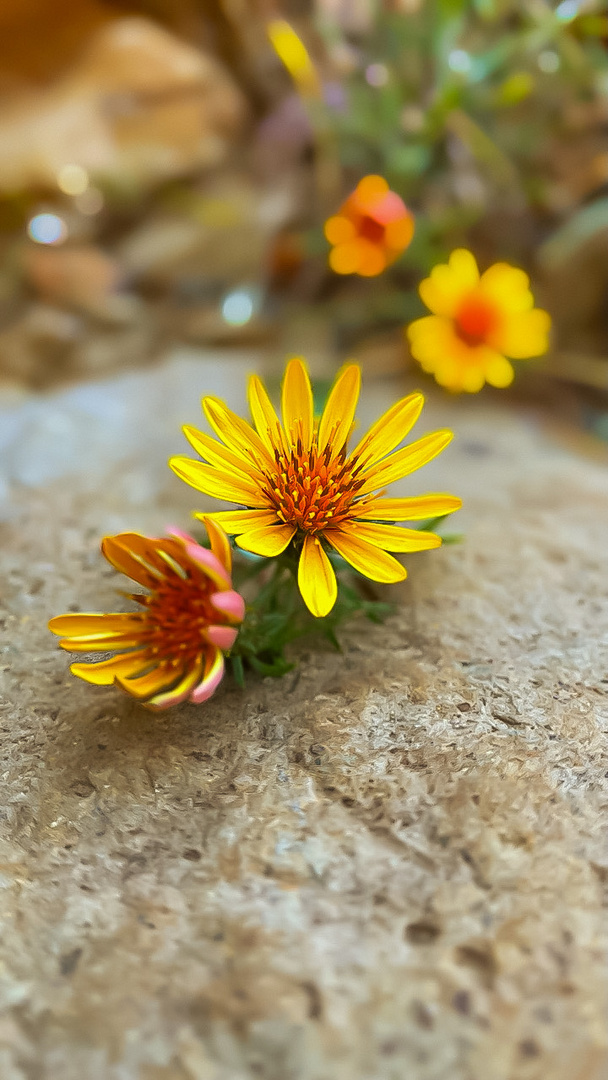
[0,352,607,1080]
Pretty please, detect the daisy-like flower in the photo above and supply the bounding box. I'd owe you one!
[407,248,551,393]
[169,358,461,619]
[325,175,415,277]
[48,521,244,710]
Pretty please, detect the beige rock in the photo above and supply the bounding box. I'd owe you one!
[0,358,607,1078]
[0,18,246,193]
[23,244,122,313]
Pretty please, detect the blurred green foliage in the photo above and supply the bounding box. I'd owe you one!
[317,0,608,275]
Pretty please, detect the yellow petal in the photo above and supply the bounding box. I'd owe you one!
[354,493,462,521]
[202,397,274,471]
[349,392,424,470]
[145,656,204,711]
[116,662,180,701]
[248,374,287,455]
[282,357,313,449]
[59,634,147,652]
[359,430,453,494]
[169,457,267,507]
[325,529,406,583]
[317,363,361,454]
[479,263,532,313]
[201,516,232,575]
[348,521,441,552]
[236,523,296,556]
[297,535,337,617]
[484,353,514,388]
[489,308,551,359]
[183,425,265,482]
[101,534,161,589]
[418,249,479,316]
[198,508,279,533]
[459,365,487,393]
[70,650,150,686]
[49,613,145,638]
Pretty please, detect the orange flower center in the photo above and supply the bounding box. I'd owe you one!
[358,214,385,245]
[454,294,498,348]
[144,576,218,658]
[266,441,366,534]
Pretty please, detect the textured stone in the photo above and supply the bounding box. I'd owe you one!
[0,354,607,1079]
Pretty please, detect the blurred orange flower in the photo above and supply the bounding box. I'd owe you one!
[49,521,244,710]
[407,249,551,393]
[325,175,415,277]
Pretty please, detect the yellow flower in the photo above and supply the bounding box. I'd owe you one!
[169,359,461,618]
[49,521,245,710]
[407,248,551,393]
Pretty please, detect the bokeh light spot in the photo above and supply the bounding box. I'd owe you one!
[448,50,472,74]
[57,164,89,196]
[222,289,256,326]
[538,50,560,73]
[27,213,68,245]
[365,63,389,87]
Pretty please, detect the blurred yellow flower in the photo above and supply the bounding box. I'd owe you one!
[407,248,551,393]
[170,358,461,619]
[325,175,415,277]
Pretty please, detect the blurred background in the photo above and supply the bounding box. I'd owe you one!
[0,0,607,477]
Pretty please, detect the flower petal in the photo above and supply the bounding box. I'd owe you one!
[347,522,441,552]
[190,649,225,703]
[179,539,230,587]
[317,364,361,454]
[69,650,150,686]
[349,392,424,470]
[207,625,238,650]
[182,425,265,482]
[281,358,313,449]
[359,430,453,494]
[169,457,267,507]
[236,523,296,557]
[202,397,274,471]
[326,529,407,583]
[199,516,232,576]
[354,493,462,521]
[210,589,246,622]
[489,308,551,359]
[479,263,533,313]
[330,240,365,275]
[49,613,145,639]
[101,534,162,589]
[484,352,515,388]
[248,374,287,455]
[418,248,479,316]
[146,656,205,711]
[198,508,279,534]
[58,635,148,652]
[116,662,180,701]
[324,214,356,244]
[297,535,337,617]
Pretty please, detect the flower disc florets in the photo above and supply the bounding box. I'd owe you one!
[268,440,366,534]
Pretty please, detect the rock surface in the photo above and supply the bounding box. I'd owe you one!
[0,352,607,1080]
